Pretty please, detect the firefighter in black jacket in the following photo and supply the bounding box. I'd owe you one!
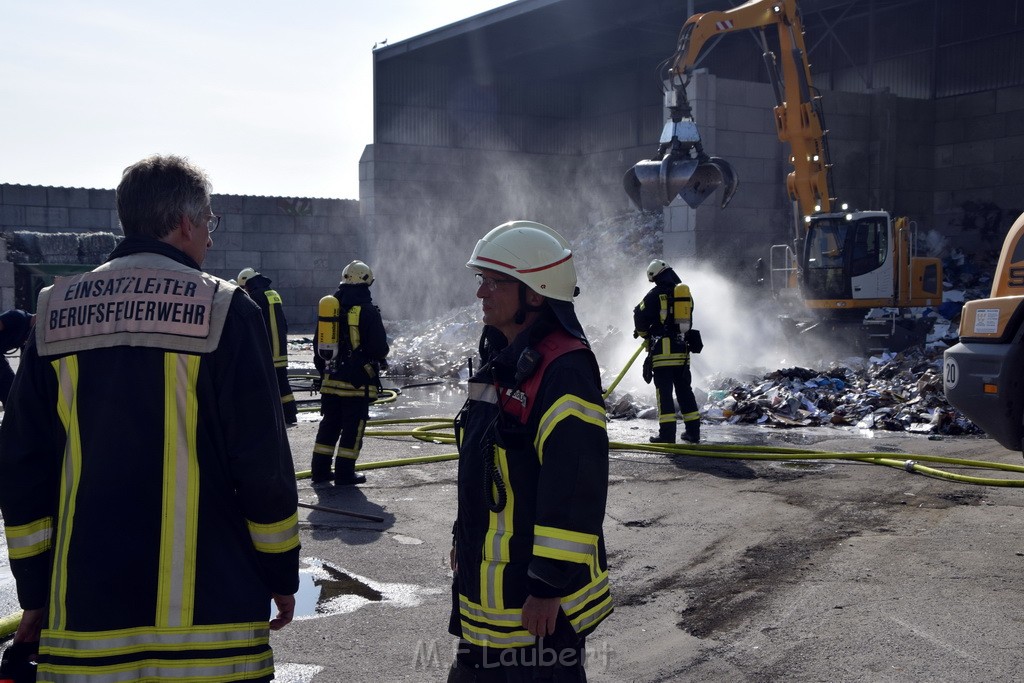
[0,155,299,681]
[238,267,298,425]
[0,308,34,406]
[634,259,701,444]
[312,260,389,486]
[448,220,612,679]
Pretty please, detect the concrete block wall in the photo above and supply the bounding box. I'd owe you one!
[932,85,1024,250]
[0,185,118,314]
[201,194,364,328]
[0,184,363,329]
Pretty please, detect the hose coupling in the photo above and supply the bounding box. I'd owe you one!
[903,460,918,473]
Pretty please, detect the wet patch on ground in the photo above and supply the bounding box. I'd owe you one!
[937,489,986,505]
[614,567,690,608]
[933,489,986,507]
[770,460,835,473]
[291,557,443,619]
[674,499,889,639]
[675,531,851,638]
[667,454,759,479]
[757,461,837,482]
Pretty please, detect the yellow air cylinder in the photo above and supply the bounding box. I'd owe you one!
[317,295,341,362]
[673,283,693,330]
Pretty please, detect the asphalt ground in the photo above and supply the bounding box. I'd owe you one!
[269,391,1024,682]
[4,383,1024,681]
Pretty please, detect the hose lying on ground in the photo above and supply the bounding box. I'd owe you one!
[4,417,1019,640]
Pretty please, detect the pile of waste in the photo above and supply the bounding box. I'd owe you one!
[695,348,981,435]
[385,305,481,379]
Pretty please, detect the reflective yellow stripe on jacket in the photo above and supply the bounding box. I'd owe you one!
[39,623,273,682]
[347,306,361,351]
[458,596,535,649]
[534,394,606,464]
[321,378,379,399]
[247,512,300,554]
[561,571,613,635]
[265,290,287,368]
[156,352,203,628]
[50,354,83,633]
[5,517,53,559]
[458,440,533,649]
[532,525,613,632]
[480,445,514,612]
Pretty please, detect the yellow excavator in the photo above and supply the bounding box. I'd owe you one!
[624,0,942,350]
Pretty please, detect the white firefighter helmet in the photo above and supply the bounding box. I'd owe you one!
[237,267,259,287]
[466,220,577,302]
[646,259,670,282]
[342,260,374,285]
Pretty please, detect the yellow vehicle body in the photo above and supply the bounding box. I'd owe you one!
[943,211,1024,453]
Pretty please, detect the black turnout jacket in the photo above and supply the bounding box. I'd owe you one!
[450,318,612,651]
[312,283,389,399]
[0,237,300,682]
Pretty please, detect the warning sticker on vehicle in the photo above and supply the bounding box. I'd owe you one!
[973,308,1000,334]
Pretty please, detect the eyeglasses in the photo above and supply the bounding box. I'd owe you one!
[475,272,519,291]
[206,214,221,234]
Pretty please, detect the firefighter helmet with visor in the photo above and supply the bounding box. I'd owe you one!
[647,259,669,282]
[342,260,374,286]
[236,267,259,287]
[466,221,578,302]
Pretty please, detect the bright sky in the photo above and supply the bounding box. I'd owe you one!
[0,1,514,199]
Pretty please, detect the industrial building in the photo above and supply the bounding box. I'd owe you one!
[362,0,1024,318]
[2,0,1021,324]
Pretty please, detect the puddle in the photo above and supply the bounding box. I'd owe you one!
[391,534,424,545]
[290,557,443,619]
[272,663,323,683]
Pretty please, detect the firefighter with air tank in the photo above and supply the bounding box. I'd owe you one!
[312,260,389,486]
[634,259,702,444]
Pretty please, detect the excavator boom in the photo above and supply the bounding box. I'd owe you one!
[624,0,830,215]
[625,0,943,353]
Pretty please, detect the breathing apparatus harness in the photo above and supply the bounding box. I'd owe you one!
[316,293,383,396]
[456,318,584,513]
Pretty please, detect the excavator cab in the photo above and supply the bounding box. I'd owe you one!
[624,84,739,212]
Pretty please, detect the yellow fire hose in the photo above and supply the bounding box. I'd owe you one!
[6,357,1023,640]
[603,341,645,399]
[0,610,21,640]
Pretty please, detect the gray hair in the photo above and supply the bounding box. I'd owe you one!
[116,154,212,239]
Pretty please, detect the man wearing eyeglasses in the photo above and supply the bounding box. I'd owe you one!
[0,154,299,682]
[448,220,612,680]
